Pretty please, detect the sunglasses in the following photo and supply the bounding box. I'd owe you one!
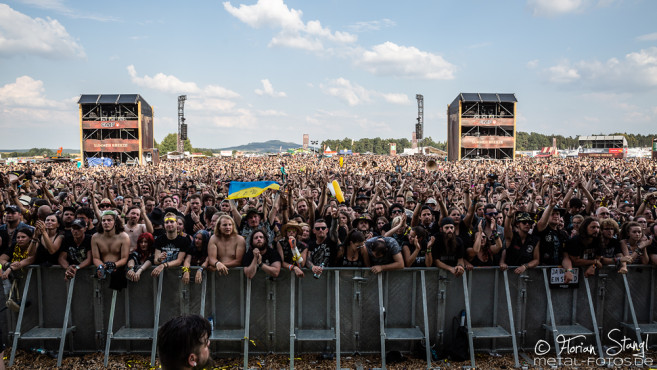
[99,204,111,209]
[314,226,327,231]
[391,209,403,214]
[519,220,532,225]
[485,212,498,216]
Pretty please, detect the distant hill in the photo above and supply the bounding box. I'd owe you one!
[218,140,302,153]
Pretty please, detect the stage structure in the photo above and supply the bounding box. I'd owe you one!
[78,94,156,165]
[447,93,517,160]
[578,135,627,159]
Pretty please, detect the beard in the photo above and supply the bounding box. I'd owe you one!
[192,357,213,370]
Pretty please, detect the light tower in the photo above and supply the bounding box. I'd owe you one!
[177,95,187,153]
[415,94,424,141]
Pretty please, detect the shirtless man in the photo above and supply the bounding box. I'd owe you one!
[91,211,130,288]
[124,204,154,252]
[208,215,245,275]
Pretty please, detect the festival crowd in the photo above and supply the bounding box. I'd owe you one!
[0,155,656,293]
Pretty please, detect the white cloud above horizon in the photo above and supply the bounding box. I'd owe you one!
[0,3,85,58]
[224,0,356,52]
[255,79,287,97]
[527,0,616,17]
[355,42,456,80]
[320,77,410,106]
[127,65,241,99]
[543,47,657,90]
[0,75,68,108]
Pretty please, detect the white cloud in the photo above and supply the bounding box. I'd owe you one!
[527,0,617,17]
[545,63,581,83]
[210,108,257,128]
[355,41,455,80]
[258,109,287,116]
[380,93,411,105]
[0,76,65,108]
[321,78,372,106]
[527,0,584,16]
[187,99,236,112]
[320,78,409,106]
[204,85,241,99]
[348,18,396,32]
[543,47,657,90]
[254,79,287,97]
[0,4,85,58]
[527,59,539,69]
[127,65,200,93]
[224,0,356,51]
[0,76,77,146]
[637,32,657,41]
[15,0,117,21]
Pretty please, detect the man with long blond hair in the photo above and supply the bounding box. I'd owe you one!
[208,215,245,275]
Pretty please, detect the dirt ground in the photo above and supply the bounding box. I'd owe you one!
[5,349,656,369]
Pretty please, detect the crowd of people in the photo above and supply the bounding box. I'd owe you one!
[0,155,656,293]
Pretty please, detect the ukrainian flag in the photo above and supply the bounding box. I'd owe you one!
[227,181,280,199]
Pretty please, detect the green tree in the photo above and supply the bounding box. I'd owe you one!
[158,133,191,153]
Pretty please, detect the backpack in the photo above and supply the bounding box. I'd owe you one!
[437,309,470,362]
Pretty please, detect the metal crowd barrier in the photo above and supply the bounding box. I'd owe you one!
[3,265,656,369]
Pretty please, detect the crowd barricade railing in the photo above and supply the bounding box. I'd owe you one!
[620,266,657,361]
[104,272,163,367]
[462,268,519,368]
[3,264,657,368]
[289,270,341,370]
[540,268,603,365]
[377,270,431,369]
[205,268,251,370]
[8,267,77,367]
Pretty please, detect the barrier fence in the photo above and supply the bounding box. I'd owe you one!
[3,265,656,368]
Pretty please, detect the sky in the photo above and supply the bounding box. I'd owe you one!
[0,0,656,150]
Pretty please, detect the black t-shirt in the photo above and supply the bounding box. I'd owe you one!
[154,234,190,262]
[504,232,538,266]
[565,235,601,261]
[242,246,282,267]
[537,226,569,266]
[186,243,208,266]
[0,229,8,257]
[601,238,622,259]
[434,234,465,267]
[338,246,366,267]
[184,211,205,236]
[59,233,92,265]
[152,228,166,239]
[35,233,64,266]
[645,238,657,257]
[307,237,338,267]
[402,238,428,267]
[277,239,308,265]
[129,250,154,269]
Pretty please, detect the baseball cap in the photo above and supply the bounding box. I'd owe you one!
[5,205,20,213]
[425,198,438,205]
[71,219,87,229]
[515,212,533,223]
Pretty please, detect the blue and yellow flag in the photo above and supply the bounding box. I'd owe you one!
[227,181,280,199]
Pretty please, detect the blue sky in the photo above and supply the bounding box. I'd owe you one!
[1,0,656,149]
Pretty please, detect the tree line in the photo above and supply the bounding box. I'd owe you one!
[322,132,656,155]
[2,132,653,158]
